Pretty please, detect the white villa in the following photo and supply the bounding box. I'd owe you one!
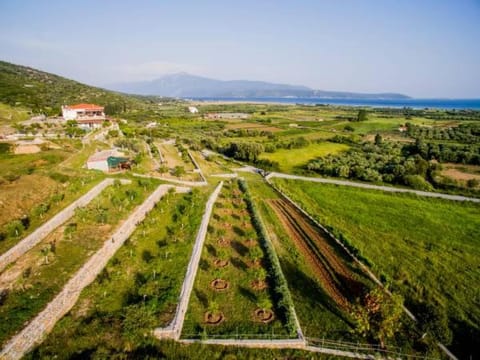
[62,103,106,129]
[188,106,199,113]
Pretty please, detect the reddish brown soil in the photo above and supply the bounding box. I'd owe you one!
[244,238,256,247]
[204,311,225,325]
[217,238,231,247]
[251,279,268,291]
[268,199,365,309]
[253,308,275,323]
[210,278,230,291]
[213,259,229,268]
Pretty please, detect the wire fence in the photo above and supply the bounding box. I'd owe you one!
[306,337,439,359]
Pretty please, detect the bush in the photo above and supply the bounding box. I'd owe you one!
[6,220,24,238]
[48,172,70,183]
[238,179,297,335]
[404,175,433,191]
[0,143,11,154]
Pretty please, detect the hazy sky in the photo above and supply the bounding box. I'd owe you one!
[1,0,479,97]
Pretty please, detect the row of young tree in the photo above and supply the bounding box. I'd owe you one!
[406,123,480,144]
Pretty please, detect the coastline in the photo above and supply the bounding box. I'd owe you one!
[186,97,480,110]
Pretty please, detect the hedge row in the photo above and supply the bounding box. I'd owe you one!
[238,178,298,336]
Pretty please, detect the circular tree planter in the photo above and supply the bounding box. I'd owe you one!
[204,311,225,325]
[213,259,229,268]
[247,260,261,268]
[244,238,256,248]
[217,238,231,247]
[251,279,268,291]
[210,278,230,291]
[253,308,275,323]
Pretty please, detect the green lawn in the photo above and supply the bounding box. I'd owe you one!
[272,178,480,358]
[260,142,349,172]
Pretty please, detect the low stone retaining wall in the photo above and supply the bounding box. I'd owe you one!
[133,173,207,187]
[0,178,131,273]
[0,184,189,360]
[154,182,223,340]
[179,338,306,349]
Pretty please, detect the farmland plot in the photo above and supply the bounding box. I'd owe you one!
[182,180,288,337]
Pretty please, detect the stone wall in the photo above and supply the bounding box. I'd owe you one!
[0,179,131,273]
[0,184,188,360]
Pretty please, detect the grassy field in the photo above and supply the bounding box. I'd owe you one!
[0,103,30,124]
[260,142,349,172]
[0,179,157,346]
[182,179,288,338]
[272,178,480,358]
[242,173,358,339]
[26,188,213,359]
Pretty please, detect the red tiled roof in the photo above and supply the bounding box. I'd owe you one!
[64,103,104,110]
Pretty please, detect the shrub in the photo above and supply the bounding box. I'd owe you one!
[404,175,433,191]
[238,179,297,335]
[6,220,24,238]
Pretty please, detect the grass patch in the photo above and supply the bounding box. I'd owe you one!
[0,179,157,346]
[182,179,288,338]
[260,142,349,173]
[27,189,210,359]
[272,178,480,358]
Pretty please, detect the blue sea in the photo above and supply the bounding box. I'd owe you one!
[190,97,480,110]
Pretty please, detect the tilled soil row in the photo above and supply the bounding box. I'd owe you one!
[268,199,349,309]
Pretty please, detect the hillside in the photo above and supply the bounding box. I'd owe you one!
[0,60,164,117]
[108,72,411,99]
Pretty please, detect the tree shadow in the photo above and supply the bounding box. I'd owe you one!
[231,213,241,220]
[230,256,247,271]
[231,240,248,257]
[194,289,209,308]
[239,286,257,304]
[206,244,217,257]
[232,226,245,237]
[199,258,210,271]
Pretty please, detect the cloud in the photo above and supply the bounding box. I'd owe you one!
[112,61,202,81]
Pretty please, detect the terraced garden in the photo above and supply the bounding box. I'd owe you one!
[0,178,157,346]
[268,198,369,309]
[182,179,290,338]
[26,188,209,359]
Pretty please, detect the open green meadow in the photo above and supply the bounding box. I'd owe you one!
[260,142,349,172]
[272,178,480,357]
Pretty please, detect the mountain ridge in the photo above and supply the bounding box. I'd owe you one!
[108,73,411,100]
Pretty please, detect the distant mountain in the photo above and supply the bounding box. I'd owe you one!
[109,73,410,99]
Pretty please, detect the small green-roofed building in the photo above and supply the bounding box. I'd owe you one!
[87,149,130,172]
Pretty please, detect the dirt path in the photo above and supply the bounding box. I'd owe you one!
[268,199,347,308]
